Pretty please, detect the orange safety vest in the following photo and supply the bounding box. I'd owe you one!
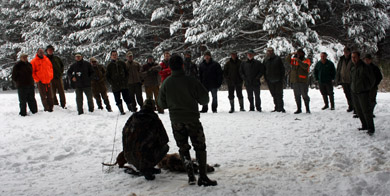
[291,58,311,79]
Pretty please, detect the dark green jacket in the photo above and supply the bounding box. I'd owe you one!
[224,58,243,85]
[158,70,209,123]
[106,60,128,92]
[350,60,375,94]
[314,60,336,84]
[47,55,64,79]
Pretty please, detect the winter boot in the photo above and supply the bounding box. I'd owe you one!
[106,105,113,112]
[330,95,335,110]
[180,151,196,185]
[238,99,245,111]
[196,151,217,186]
[200,105,208,113]
[126,103,133,112]
[294,98,302,114]
[118,104,126,115]
[97,100,103,110]
[305,100,311,114]
[321,95,329,110]
[229,99,235,113]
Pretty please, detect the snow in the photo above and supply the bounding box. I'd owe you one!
[1,88,390,196]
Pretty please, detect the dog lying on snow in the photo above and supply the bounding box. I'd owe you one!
[102,152,218,174]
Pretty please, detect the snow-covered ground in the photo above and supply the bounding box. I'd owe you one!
[1,88,389,196]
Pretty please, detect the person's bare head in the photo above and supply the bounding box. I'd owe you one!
[163,51,170,61]
[351,51,360,64]
[344,47,351,58]
[20,54,28,62]
[320,52,328,63]
[37,48,44,58]
[111,51,118,60]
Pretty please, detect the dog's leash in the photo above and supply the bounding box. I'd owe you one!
[102,112,121,173]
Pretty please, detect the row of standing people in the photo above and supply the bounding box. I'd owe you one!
[12,46,174,116]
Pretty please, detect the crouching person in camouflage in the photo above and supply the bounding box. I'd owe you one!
[158,54,217,186]
[122,99,169,180]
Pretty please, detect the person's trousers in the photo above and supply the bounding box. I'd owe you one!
[202,88,218,112]
[38,82,54,111]
[319,82,334,107]
[172,121,206,154]
[145,85,162,112]
[75,87,94,113]
[292,83,310,110]
[352,91,374,131]
[17,86,38,115]
[129,83,144,109]
[369,86,378,114]
[268,80,284,111]
[92,85,110,108]
[341,83,354,110]
[113,89,132,106]
[227,83,243,100]
[245,85,261,110]
[51,78,66,108]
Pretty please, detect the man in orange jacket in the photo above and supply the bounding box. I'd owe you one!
[286,48,311,114]
[31,48,54,112]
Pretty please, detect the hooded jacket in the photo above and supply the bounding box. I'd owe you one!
[30,54,53,84]
[286,54,311,84]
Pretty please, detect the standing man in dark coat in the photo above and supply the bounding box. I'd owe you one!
[335,47,354,112]
[240,50,265,112]
[67,53,94,115]
[90,57,112,112]
[183,50,199,79]
[314,52,336,110]
[158,54,217,186]
[140,56,164,113]
[106,51,132,115]
[286,48,311,114]
[199,51,223,113]
[350,51,376,136]
[224,51,244,113]
[46,45,66,109]
[12,53,38,116]
[363,54,383,116]
[126,51,143,112]
[263,47,285,112]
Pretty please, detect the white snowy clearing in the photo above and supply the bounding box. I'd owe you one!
[1,88,389,196]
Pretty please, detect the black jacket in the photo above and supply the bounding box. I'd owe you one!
[240,59,265,87]
[224,58,243,85]
[199,58,223,90]
[12,61,35,88]
[367,63,383,87]
[67,60,94,88]
[263,55,285,83]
